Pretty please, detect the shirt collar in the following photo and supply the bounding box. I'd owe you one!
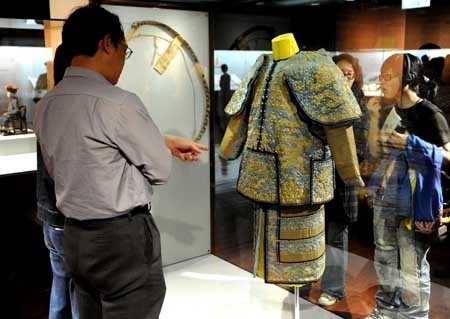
[64,66,111,85]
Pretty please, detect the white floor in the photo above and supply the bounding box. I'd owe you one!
[161,254,340,319]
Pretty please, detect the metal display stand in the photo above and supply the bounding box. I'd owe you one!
[294,287,300,319]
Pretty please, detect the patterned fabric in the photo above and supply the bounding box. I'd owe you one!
[285,50,361,126]
[224,55,266,116]
[220,51,361,206]
[219,111,248,160]
[254,205,325,284]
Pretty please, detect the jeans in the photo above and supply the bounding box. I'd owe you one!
[320,221,348,299]
[373,205,430,319]
[43,222,79,319]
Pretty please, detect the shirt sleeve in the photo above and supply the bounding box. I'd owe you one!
[108,93,172,185]
[430,111,450,146]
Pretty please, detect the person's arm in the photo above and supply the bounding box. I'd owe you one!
[164,135,208,161]
[429,111,450,151]
[388,130,408,149]
[367,97,382,158]
[108,94,208,185]
[107,94,172,185]
[443,142,450,152]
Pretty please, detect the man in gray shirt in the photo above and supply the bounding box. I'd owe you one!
[34,5,207,319]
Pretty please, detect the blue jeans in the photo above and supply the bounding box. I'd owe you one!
[373,205,430,319]
[43,223,79,319]
[320,220,348,299]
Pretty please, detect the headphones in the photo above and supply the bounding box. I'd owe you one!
[403,53,417,86]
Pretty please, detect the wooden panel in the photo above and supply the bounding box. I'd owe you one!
[336,7,406,50]
[43,21,64,90]
[405,6,450,49]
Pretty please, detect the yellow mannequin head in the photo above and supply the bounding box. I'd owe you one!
[271,33,299,61]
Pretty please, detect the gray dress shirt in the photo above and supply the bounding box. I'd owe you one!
[34,67,172,220]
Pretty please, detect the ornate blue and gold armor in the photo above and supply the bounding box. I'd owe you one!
[220,50,362,284]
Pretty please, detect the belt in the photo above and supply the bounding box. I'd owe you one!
[65,204,151,227]
[127,203,151,218]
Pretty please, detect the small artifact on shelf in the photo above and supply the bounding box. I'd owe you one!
[0,85,27,135]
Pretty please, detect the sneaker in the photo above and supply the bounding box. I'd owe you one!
[365,308,388,319]
[317,293,337,306]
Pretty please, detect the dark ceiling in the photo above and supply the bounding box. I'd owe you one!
[101,0,405,10]
[99,0,450,16]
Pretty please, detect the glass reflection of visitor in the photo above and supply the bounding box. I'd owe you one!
[218,64,232,175]
[218,64,231,133]
[318,53,369,307]
[366,53,450,319]
[33,66,48,103]
[420,48,450,122]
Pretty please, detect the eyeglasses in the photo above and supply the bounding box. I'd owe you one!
[119,42,133,59]
[379,73,396,82]
[342,71,355,80]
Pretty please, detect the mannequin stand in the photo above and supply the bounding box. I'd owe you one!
[294,287,300,319]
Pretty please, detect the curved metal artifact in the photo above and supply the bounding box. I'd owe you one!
[126,20,210,142]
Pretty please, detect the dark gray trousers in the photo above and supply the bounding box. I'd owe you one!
[64,209,165,319]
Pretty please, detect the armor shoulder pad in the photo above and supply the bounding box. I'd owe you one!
[285,51,361,126]
[225,53,268,116]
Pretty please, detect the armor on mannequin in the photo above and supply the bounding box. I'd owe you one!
[220,33,363,284]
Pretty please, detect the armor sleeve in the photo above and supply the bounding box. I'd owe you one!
[285,50,361,126]
[326,125,364,186]
[219,111,248,160]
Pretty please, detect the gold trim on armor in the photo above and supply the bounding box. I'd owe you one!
[279,245,325,263]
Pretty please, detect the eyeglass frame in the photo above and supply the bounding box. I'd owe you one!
[378,73,400,82]
[119,42,133,59]
[342,71,355,80]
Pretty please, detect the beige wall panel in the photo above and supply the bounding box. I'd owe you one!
[49,0,89,20]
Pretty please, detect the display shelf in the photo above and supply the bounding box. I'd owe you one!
[161,254,340,319]
[0,132,36,156]
[0,152,36,176]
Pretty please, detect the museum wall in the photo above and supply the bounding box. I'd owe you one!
[105,4,211,266]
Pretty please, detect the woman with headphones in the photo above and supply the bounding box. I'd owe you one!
[366,53,450,319]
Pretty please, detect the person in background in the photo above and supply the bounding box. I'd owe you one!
[34,5,207,319]
[366,53,450,319]
[218,64,232,174]
[36,44,78,319]
[219,64,232,119]
[317,53,369,306]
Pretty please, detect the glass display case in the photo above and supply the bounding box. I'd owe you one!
[211,3,450,319]
[0,18,63,176]
[4,1,450,318]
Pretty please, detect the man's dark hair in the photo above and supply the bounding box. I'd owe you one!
[62,4,124,57]
[53,44,73,85]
